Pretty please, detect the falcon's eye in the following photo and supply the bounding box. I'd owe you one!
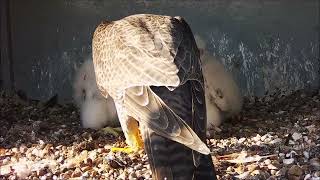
[82,89,86,100]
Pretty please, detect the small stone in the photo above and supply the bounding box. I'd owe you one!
[288,165,303,180]
[279,153,285,158]
[134,164,143,170]
[247,164,258,172]
[310,158,320,170]
[235,171,250,179]
[268,164,279,170]
[19,145,28,153]
[235,165,245,174]
[270,170,277,175]
[238,138,246,143]
[71,168,82,178]
[85,158,93,166]
[292,132,302,141]
[89,151,97,160]
[261,134,268,141]
[253,134,261,142]
[32,148,40,157]
[144,173,151,179]
[270,138,282,144]
[264,159,272,165]
[267,176,277,180]
[45,172,53,178]
[11,147,19,153]
[283,158,295,165]
[276,167,287,176]
[301,165,309,172]
[81,166,92,172]
[226,166,233,172]
[37,168,47,176]
[2,157,10,165]
[251,170,262,175]
[82,171,89,178]
[289,140,296,145]
[117,172,127,180]
[304,174,311,179]
[303,151,310,159]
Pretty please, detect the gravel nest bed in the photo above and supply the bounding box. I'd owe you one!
[0,90,319,180]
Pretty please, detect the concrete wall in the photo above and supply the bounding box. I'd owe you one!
[4,0,319,102]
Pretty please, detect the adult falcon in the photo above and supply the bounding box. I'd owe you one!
[92,14,217,180]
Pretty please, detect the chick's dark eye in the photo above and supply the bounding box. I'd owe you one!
[209,94,214,103]
[82,89,86,100]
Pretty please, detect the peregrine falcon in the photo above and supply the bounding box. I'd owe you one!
[92,14,216,179]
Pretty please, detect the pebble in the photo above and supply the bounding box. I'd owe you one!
[276,167,287,176]
[270,138,282,144]
[270,170,277,175]
[292,132,302,141]
[288,165,303,179]
[2,156,10,165]
[82,171,89,178]
[238,138,246,143]
[268,164,279,170]
[247,164,258,172]
[283,158,295,165]
[117,172,127,180]
[264,159,272,165]
[134,164,143,170]
[310,158,320,170]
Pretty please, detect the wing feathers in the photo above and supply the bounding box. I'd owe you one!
[125,86,210,154]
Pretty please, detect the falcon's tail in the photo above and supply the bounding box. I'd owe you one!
[125,85,210,154]
[140,81,216,180]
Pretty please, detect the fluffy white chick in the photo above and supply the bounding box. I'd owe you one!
[73,59,119,129]
[195,35,243,135]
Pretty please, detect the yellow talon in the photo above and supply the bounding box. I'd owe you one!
[126,118,144,150]
[110,117,144,154]
[111,147,134,154]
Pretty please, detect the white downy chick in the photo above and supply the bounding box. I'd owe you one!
[195,35,243,135]
[73,59,119,129]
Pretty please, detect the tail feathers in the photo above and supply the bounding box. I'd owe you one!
[141,115,217,180]
[140,82,217,180]
[142,125,196,180]
[193,154,217,180]
[125,86,210,154]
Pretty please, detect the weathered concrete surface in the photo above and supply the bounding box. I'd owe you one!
[7,0,319,102]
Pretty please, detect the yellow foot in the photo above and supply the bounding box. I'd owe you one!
[100,126,123,137]
[126,118,144,151]
[111,118,144,154]
[111,146,134,154]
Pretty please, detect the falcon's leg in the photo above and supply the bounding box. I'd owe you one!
[111,117,144,153]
